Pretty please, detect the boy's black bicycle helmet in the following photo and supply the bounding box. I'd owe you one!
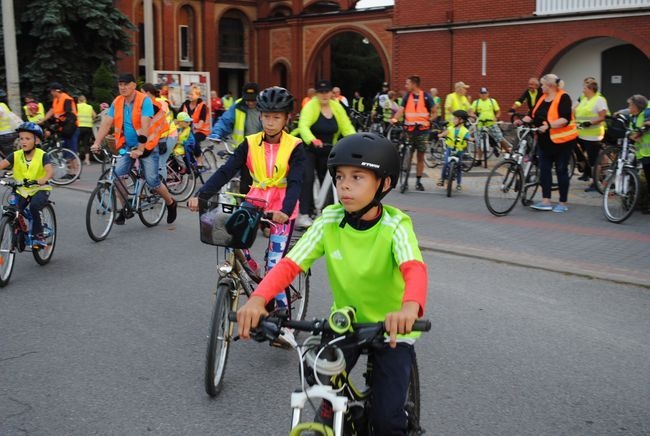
[452,109,469,121]
[256,86,294,113]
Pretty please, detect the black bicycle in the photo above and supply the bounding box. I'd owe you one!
[0,178,56,287]
[228,308,430,435]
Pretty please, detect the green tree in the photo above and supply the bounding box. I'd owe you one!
[91,63,115,111]
[16,0,135,100]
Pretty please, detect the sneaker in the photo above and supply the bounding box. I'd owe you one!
[474,160,483,167]
[114,209,127,225]
[552,204,568,213]
[530,202,553,211]
[494,149,500,157]
[32,234,47,250]
[456,185,462,191]
[415,182,425,191]
[436,179,444,187]
[584,186,597,193]
[296,214,313,229]
[166,200,177,224]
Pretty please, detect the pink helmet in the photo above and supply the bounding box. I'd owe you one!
[27,102,39,113]
[100,102,109,110]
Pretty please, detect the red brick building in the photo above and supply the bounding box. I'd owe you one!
[115,0,650,111]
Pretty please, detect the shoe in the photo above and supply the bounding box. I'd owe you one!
[552,204,568,213]
[114,209,126,225]
[530,202,553,211]
[578,174,590,181]
[166,200,177,224]
[436,179,444,187]
[474,160,483,167]
[296,214,313,229]
[415,182,425,191]
[494,149,500,157]
[584,186,597,192]
[31,234,47,250]
[456,185,462,191]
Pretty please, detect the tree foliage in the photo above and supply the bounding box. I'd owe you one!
[15,0,135,100]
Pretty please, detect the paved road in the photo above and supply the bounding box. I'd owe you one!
[0,185,648,434]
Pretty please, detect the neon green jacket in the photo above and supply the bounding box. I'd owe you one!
[297,98,356,146]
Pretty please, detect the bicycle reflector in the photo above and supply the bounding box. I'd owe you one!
[328,306,356,334]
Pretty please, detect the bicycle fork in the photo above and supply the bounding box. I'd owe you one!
[290,385,349,436]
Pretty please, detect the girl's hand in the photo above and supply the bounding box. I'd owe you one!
[187,197,199,212]
[384,301,420,349]
[270,211,289,224]
[237,296,269,339]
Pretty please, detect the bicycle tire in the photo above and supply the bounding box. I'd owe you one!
[399,145,412,193]
[166,161,196,202]
[202,148,218,178]
[48,148,82,185]
[462,140,477,172]
[288,270,310,322]
[446,160,456,197]
[521,160,540,206]
[566,151,576,181]
[137,182,166,227]
[593,145,619,195]
[405,354,422,435]
[32,204,56,265]
[86,183,116,242]
[205,283,235,397]
[0,216,16,287]
[484,160,523,216]
[602,168,640,224]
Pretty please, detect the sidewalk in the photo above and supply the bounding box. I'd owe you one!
[63,159,650,288]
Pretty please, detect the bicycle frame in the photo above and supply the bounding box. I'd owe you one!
[611,135,636,196]
[0,180,54,251]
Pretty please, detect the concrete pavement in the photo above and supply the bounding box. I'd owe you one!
[62,158,649,287]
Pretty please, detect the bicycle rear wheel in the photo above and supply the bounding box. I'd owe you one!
[462,141,477,172]
[48,148,82,185]
[602,168,639,223]
[166,159,196,202]
[521,160,540,206]
[138,182,166,227]
[86,183,116,242]
[424,139,444,168]
[205,283,235,397]
[405,355,422,435]
[202,148,218,178]
[287,270,310,321]
[484,160,522,216]
[0,216,16,287]
[446,161,456,197]
[32,204,56,265]
[593,145,618,195]
[399,145,412,193]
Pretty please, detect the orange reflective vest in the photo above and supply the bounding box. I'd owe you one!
[184,100,210,136]
[404,91,430,129]
[52,92,78,126]
[113,91,169,151]
[532,90,578,144]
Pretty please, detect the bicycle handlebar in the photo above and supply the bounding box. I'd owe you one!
[0,178,43,188]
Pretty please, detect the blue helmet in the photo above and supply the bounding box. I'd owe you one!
[16,122,44,140]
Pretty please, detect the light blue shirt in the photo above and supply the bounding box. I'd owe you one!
[108,96,154,148]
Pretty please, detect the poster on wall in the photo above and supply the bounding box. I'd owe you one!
[153,70,211,111]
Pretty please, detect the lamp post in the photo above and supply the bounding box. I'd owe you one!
[144,0,154,83]
[2,0,21,112]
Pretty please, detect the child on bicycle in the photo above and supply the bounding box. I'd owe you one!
[437,109,471,191]
[188,87,306,308]
[236,132,428,434]
[173,112,195,167]
[0,122,53,249]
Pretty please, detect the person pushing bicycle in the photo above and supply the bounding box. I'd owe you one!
[437,109,472,191]
[236,132,428,434]
[188,86,306,309]
[0,122,53,249]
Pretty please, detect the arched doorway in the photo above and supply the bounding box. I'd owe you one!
[218,11,249,97]
[309,31,386,107]
[550,37,649,110]
[272,62,289,89]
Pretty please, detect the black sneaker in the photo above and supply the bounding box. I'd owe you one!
[474,160,483,167]
[494,149,500,157]
[114,209,126,225]
[416,182,425,191]
[166,200,177,224]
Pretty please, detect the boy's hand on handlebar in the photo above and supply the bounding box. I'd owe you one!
[236,296,269,339]
[384,302,420,349]
[269,211,289,224]
[187,197,199,212]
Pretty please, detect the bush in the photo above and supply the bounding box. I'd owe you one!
[91,64,116,112]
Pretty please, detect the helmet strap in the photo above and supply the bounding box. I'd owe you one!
[338,179,386,228]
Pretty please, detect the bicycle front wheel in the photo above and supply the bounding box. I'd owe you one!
[205,283,235,397]
[86,183,116,242]
[399,145,412,193]
[32,204,56,265]
[593,145,618,195]
[48,148,82,185]
[446,161,456,197]
[602,168,640,223]
[138,182,166,227]
[0,216,16,287]
[484,160,523,216]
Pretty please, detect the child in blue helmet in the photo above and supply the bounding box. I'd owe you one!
[0,122,53,248]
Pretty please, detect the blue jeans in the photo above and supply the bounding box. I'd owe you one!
[441,148,463,185]
[62,128,79,153]
[115,147,161,189]
[17,190,50,236]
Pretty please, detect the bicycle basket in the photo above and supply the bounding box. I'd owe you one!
[605,116,627,144]
[199,195,264,248]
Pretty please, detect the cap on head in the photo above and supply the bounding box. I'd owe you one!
[315,80,333,92]
[117,73,136,84]
[242,83,260,101]
[479,87,489,94]
[382,82,389,88]
[48,82,64,91]
[454,81,470,90]
[176,112,192,123]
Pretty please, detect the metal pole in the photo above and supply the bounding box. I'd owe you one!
[144,0,154,83]
[2,0,21,112]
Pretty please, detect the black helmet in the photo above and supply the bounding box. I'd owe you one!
[328,132,399,193]
[16,122,44,140]
[452,109,469,120]
[256,87,294,113]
